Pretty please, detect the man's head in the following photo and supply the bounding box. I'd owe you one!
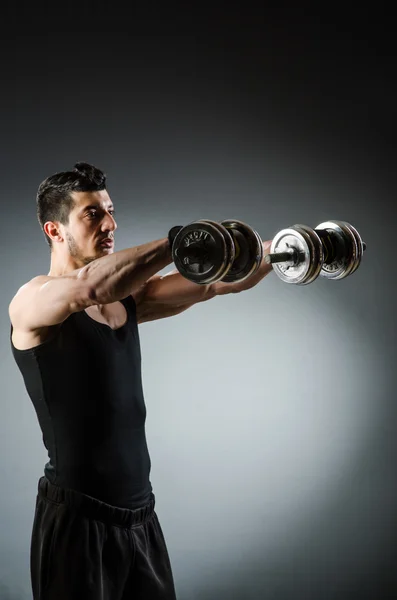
[37,162,117,268]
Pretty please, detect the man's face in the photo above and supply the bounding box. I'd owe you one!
[63,190,117,265]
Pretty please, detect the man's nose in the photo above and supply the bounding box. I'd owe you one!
[102,213,117,232]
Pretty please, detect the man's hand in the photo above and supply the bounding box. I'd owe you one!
[211,240,273,296]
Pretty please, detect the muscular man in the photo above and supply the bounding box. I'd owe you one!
[9,162,273,600]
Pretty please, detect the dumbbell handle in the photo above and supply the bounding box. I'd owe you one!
[265,249,299,265]
[265,241,366,266]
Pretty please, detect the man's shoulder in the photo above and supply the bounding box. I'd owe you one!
[9,275,47,313]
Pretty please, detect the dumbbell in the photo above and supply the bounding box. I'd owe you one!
[171,219,263,284]
[265,221,366,284]
[171,218,366,285]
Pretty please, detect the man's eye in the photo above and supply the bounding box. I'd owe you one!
[87,211,97,218]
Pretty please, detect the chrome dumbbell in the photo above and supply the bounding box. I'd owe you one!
[265,221,366,285]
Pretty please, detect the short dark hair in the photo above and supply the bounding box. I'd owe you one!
[36,162,107,247]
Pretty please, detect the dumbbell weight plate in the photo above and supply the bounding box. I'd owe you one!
[345,222,365,275]
[315,221,360,280]
[297,224,324,284]
[220,219,264,283]
[172,220,234,284]
[197,219,236,280]
[269,224,324,285]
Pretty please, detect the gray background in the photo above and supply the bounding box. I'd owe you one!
[1,11,396,600]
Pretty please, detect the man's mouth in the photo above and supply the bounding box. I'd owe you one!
[100,238,114,248]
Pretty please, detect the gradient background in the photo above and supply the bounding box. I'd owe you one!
[1,11,396,600]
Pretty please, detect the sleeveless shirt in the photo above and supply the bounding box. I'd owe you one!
[11,295,153,509]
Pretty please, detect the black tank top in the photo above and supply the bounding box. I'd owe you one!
[10,295,153,509]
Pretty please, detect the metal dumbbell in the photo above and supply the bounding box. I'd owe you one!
[265,221,366,284]
[171,219,263,284]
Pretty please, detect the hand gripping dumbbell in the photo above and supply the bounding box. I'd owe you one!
[265,221,366,284]
[171,219,264,284]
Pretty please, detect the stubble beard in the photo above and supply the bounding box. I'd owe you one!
[66,231,98,266]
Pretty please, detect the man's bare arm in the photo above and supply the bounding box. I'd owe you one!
[138,302,196,324]
[135,241,273,322]
[9,238,172,331]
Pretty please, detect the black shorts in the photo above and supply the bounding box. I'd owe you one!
[31,476,177,600]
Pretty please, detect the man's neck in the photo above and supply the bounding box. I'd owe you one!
[48,254,80,277]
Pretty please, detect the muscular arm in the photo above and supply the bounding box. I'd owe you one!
[135,240,273,323]
[10,238,173,331]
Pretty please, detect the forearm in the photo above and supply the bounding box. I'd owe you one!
[142,269,212,305]
[80,238,173,305]
[141,240,273,306]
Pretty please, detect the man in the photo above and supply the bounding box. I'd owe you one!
[9,162,273,600]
